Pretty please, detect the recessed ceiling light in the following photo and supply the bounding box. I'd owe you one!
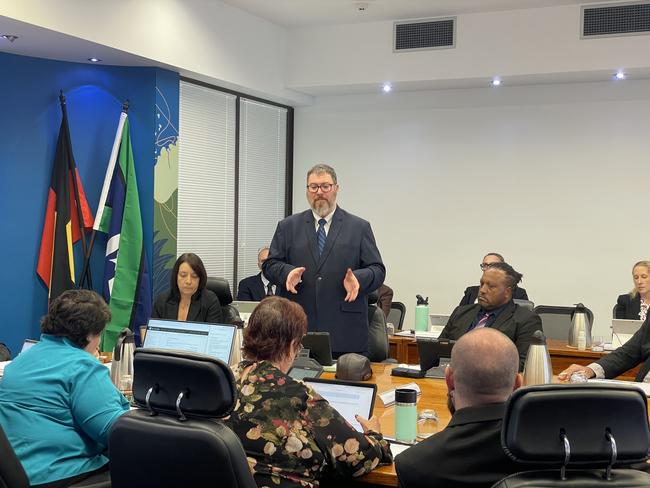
[382,82,392,93]
[88,57,102,63]
[1,34,18,42]
[492,78,502,86]
[614,71,626,80]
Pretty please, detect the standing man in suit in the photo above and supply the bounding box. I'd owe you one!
[263,164,385,356]
[396,328,526,488]
[458,252,529,306]
[237,247,275,301]
[440,262,541,370]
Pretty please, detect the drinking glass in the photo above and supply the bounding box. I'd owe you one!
[591,335,605,352]
[416,409,439,440]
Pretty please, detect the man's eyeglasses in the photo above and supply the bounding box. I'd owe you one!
[307,183,335,193]
[480,263,495,271]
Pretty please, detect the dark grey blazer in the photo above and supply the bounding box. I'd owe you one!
[237,273,266,302]
[597,317,650,381]
[614,293,641,320]
[439,301,542,371]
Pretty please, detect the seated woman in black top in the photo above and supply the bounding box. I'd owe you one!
[152,253,223,323]
[614,260,650,321]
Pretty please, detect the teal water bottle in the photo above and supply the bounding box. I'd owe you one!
[395,388,418,443]
[415,295,429,332]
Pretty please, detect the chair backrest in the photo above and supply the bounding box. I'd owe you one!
[493,383,650,487]
[109,349,256,488]
[388,301,406,330]
[367,301,389,362]
[514,299,535,311]
[0,424,29,488]
[206,277,243,326]
[532,305,594,341]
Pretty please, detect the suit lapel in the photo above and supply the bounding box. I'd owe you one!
[317,209,343,272]
[303,212,320,267]
[490,301,516,330]
[186,294,201,322]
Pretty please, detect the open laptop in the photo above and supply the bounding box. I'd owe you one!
[611,319,644,348]
[143,319,236,364]
[304,377,376,432]
[417,338,455,379]
[231,301,260,314]
[301,332,334,366]
[20,339,38,354]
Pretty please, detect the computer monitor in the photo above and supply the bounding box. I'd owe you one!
[304,378,376,432]
[417,338,455,378]
[301,332,334,366]
[143,319,236,364]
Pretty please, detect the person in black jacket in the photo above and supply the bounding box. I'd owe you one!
[614,260,650,321]
[152,253,223,324]
[237,247,274,301]
[396,328,526,488]
[458,252,529,306]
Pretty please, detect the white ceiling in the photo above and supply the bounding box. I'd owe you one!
[221,0,617,27]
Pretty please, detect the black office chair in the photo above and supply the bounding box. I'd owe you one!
[513,299,534,311]
[493,383,650,487]
[109,349,256,488]
[368,292,390,362]
[206,276,243,326]
[387,301,406,330]
[532,305,594,341]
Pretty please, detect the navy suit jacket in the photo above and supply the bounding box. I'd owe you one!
[237,273,266,301]
[263,207,385,353]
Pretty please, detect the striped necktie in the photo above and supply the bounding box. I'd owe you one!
[317,218,326,255]
[266,283,274,296]
[473,312,490,330]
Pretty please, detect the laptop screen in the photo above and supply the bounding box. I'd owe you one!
[304,378,376,432]
[144,319,236,364]
[21,339,38,354]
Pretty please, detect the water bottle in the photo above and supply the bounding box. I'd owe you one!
[395,388,418,443]
[577,329,587,351]
[523,330,553,386]
[414,295,429,332]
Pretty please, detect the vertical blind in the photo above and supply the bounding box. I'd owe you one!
[237,99,287,286]
[178,81,236,285]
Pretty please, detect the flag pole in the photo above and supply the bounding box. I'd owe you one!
[79,100,130,289]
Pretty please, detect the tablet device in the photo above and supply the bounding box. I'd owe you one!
[304,377,376,432]
[288,356,324,380]
[417,338,455,378]
[21,339,38,354]
[301,332,334,366]
[144,319,236,364]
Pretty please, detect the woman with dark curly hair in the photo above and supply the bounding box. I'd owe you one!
[0,290,129,488]
[152,252,223,323]
[224,296,392,488]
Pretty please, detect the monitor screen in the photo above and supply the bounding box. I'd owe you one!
[304,378,376,432]
[144,319,236,364]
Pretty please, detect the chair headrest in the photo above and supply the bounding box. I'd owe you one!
[206,277,233,305]
[502,384,650,467]
[133,349,237,419]
[367,291,378,305]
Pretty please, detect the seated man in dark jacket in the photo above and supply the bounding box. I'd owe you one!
[459,252,529,306]
[396,328,526,488]
[237,247,275,301]
[441,262,541,371]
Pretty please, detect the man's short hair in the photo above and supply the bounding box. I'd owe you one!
[487,261,522,289]
[451,328,519,401]
[307,164,337,184]
[484,252,504,262]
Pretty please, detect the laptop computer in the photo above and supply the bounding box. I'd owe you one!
[288,356,324,380]
[20,339,38,354]
[301,332,334,366]
[231,301,260,314]
[429,314,450,327]
[611,319,644,348]
[304,377,376,432]
[143,319,236,364]
[417,338,455,379]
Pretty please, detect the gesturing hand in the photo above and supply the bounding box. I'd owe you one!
[286,267,306,294]
[343,268,359,302]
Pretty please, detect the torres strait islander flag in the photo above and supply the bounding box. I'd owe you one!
[95,112,151,351]
[36,103,94,300]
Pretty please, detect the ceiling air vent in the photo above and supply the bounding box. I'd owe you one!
[394,17,456,52]
[582,2,650,38]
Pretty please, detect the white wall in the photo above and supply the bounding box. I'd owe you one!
[294,79,650,337]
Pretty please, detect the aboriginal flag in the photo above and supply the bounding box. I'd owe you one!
[36,101,93,300]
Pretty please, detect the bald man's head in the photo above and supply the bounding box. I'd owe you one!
[447,328,520,408]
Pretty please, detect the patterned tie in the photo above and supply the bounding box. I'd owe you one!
[266,283,274,296]
[317,218,327,255]
[474,312,490,330]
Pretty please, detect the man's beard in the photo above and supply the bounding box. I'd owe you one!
[447,391,456,415]
[311,198,332,218]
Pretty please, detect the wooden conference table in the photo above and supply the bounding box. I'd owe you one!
[388,335,641,381]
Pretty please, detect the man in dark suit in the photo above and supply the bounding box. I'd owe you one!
[458,252,529,306]
[237,247,274,301]
[440,262,541,371]
[263,164,385,356]
[396,328,525,488]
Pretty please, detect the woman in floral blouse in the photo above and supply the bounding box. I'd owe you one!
[224,296,392,488]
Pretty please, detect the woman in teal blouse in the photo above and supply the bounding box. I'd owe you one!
[0,290,129,487]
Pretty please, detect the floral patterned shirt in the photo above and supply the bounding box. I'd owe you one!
[224,360,392,488]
